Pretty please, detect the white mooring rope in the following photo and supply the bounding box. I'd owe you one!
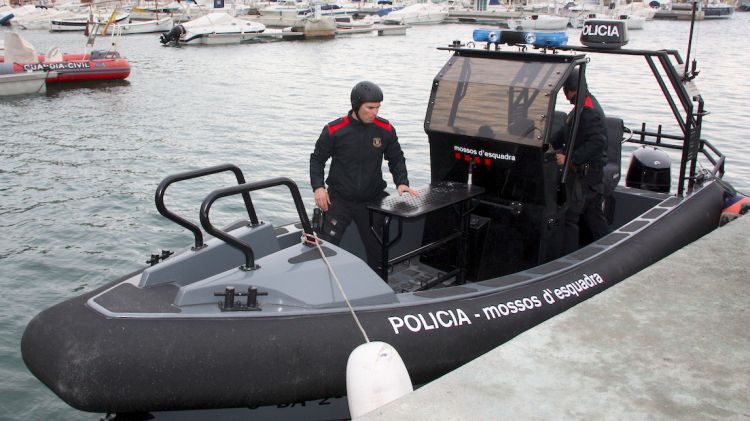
[304,232,370,344]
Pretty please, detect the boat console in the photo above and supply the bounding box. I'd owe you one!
[415,23,725,281]
[422,46,583,279]
[367,181,485,286]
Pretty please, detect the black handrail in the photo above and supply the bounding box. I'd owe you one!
[200,177,314,270]
[517,44,709,196]
[155,164,259,250]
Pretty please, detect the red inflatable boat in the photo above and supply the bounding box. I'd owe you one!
[0,50,130,83]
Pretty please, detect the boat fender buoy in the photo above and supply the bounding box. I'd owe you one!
[346,341,413,418]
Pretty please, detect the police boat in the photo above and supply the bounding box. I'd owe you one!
[22,21,736,418]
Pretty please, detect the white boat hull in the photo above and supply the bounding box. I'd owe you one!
[13,7,72,30]
[17,19,52,30]
[382,15,443,24]
[184,31,269,44]
[165,13,269,44]
[335,15,377,29]
[585,12,646,30]
[382,14,446,25]
[98,17,174,35]
[381,4,447,25]
[0,72,50,96]
[50,13,130,32]
[512,14,568,30]
[625,15,645,29]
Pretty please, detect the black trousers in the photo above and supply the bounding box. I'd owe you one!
[563,169,611,255]
[319,191,386,271]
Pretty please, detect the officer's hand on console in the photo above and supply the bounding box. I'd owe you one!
[397,184,419,197]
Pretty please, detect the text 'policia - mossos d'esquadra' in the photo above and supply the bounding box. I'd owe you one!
[387,273,604,335]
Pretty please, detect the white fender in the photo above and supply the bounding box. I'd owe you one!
[346,341,413,419]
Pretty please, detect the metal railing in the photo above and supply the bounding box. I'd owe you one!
[155,164,258,250]
[200,177,313,270]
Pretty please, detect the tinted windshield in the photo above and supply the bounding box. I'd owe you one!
[426,55,569,147]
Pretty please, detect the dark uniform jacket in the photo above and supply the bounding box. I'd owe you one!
[553,93,608,167]
[310,110,409,202]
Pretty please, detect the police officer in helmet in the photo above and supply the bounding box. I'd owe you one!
[555,68,610,254]
[310,81,418,270]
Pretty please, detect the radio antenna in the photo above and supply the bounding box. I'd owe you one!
[683,0,699,81]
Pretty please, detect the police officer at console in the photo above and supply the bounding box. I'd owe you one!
[310,81,418,270]
[555,68,611,254]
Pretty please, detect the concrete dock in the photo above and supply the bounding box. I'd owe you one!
[362,215,750,419]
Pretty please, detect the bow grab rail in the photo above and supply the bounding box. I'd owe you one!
[200,177,314,270]
[155,164,259,250]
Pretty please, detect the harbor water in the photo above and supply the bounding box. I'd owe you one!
[1,15,750,419]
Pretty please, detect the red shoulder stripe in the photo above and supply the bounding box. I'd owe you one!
[327,116,350,135]
[372,117,393,132]
[584,96,594,109]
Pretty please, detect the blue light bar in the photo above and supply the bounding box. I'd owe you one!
[531,31,568,47]
[472,28,568,48]
[473,28,506,43]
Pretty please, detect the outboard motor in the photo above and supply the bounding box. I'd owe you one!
[625,147,671,193]
[160,25,185,45]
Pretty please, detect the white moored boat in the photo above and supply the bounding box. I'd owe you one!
[583,12,645,30]
[0,72,50,96]
[159,12,266,45]
[49,11,130,32]
[14,8,74,30]
[256,0,312,26]
[335,14,377,29]
[510,13,569,30]
[618,13,645,29]
[0,32,53,96]
[381,2,448,25]
[97,16,174,35]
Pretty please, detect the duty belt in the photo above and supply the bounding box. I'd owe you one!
[572,163,604,175]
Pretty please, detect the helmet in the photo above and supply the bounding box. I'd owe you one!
[350,81,383,112]
[563,68,583,92]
